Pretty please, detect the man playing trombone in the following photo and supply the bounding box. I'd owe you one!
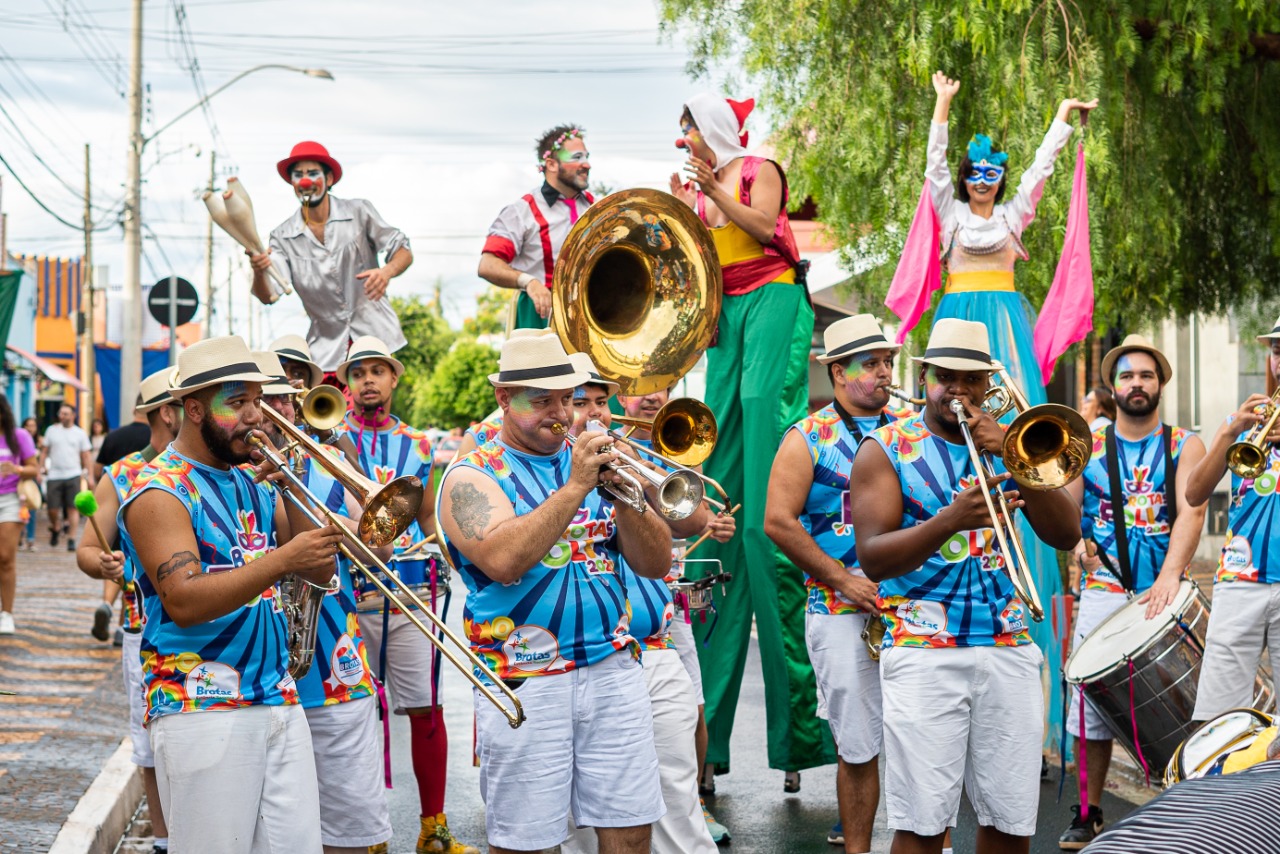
[1186,314,1280,722]
[120,336,346,852]
[438,334,672,854]
[764,314,908,854]
[1057,335,1205,850]
[850,319,1080,854]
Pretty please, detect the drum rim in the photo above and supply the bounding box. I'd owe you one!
[1165,707,1274,786]
[1063,579,1204,684]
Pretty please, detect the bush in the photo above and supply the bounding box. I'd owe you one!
[416,340,500,430]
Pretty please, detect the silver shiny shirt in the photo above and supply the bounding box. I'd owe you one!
[268,196,411,370]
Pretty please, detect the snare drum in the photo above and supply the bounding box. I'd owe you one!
[1064,579,1274,774]
[354,547,447,613]
[1163,708,1274,788]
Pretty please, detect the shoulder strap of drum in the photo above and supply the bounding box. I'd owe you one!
[1103,424,1136,593]
[1162,425,1178,529]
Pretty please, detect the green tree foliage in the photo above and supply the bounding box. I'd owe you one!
[416,340,501,430]
[658,1,1280,328]
[389,294,455,423]
[462,286,512,339]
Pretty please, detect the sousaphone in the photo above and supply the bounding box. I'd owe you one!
[552,189,723,395]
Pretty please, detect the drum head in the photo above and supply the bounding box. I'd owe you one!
[1177,708,1272,782]
[1064,579,1197,683]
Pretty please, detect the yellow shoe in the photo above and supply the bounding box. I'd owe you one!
[417,813,480,854]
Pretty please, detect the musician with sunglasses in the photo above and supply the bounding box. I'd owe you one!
[850,319,1080,854]
[479,125,594,330]
[1186,314,1280,724]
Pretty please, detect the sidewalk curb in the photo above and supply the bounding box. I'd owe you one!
[48,737,143,854]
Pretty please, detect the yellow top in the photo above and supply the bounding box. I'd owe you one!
[707,185,795,284]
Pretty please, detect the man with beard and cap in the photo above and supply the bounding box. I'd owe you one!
[850,319,1080,854]
[252,353,394,854]
[74,366,183,854]
[1057,334,1205,850]
[249,141,414,376]
[479,124,593,330]
[119,336,346,852]
[1187,315,1280,724]
[333,336,477,854]
[437,334,672,854]
[667,92,823,789]
[765,314,912,853]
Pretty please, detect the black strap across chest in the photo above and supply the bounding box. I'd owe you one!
[833,399,889,444]
[1100,424,1178,592]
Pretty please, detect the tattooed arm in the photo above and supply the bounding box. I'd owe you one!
[438,465,592,584]
[125,489,344,628]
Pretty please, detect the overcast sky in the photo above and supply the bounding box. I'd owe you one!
[0,0,746,345]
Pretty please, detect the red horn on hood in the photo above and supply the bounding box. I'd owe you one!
[727,97,755,147]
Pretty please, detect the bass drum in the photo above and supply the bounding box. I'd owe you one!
[1163,707,1274,788]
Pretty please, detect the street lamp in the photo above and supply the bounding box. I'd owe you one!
[117,19,333,425]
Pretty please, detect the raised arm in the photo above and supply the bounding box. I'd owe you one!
[1003,97,1096,234]
[925,71,961,224]
[1187,394,1274,507]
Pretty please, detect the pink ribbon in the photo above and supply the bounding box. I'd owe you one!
[884,181,942,342]
[1033,142,1094,379]
[1128,659,1151,786]
[1078,685,1089,816]
[375,676,393,788]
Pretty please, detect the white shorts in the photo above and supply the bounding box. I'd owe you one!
[150,704,322,854]
[561,649,716,854]
[1194,581,1280,720]
[475,651,665,851]
[120,629,153,767]
[1065,589,1129,740]
[806,611,882,764]
[357,607,437,712]
[668,613,704,706]
[881,644,1045,837]
[304,696,391,847]
[0,491,20,524]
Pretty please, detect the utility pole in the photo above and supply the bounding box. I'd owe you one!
[203,151,215,339]
[226,257,233,336]
[83,144,96,428]
[119,0,144,426]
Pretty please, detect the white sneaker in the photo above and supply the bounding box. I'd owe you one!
[0,611,13,634]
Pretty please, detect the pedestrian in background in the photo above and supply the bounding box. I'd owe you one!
[19,417,41,552]
[40,404,93,552]
[0,395,39,635]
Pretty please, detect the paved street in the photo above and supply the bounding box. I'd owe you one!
[0,546,1150,853]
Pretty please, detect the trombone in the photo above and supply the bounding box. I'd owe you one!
[950,398,1045,622]
[608,398,732,511]
[1227,389,1280,478]
[251,405,526,728]
[982,362,1091,491]
[551,422,705,521]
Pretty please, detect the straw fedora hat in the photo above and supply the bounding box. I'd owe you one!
[270,334,323,389]
[489,336,590,390]
[911,319,995,371]
[335,336,405,386]
[568,352,619,395]
[509,328,557,340]
[1100,334,1173,388]
[816,314,900,365]
[253,352,298,396]
[136,367,179,414]
[1257,314,1280,344]
[169,336,274,398]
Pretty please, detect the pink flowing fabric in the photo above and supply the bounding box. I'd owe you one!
[884,182,942,343]
[1033,142,1094,379]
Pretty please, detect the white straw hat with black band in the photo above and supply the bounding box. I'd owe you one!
[335,335,406,386]
[136,367,179,413]
[911,318,996,371]
[568,352,620,396]
[1258,314,1280,344]
[168,336,275,398]
[489,336,590,390]
[816,314,900,365]
[269,334,323,388]
[253,352,299,396]
[1100,334,1173,388]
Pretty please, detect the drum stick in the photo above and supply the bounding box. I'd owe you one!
[73,490,125,588]
[683,503,742,559]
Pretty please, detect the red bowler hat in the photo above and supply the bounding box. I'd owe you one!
[277,141,343,185]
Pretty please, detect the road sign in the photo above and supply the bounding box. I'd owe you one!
[147,276,199,327]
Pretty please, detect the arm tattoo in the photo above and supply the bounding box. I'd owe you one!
[451,482,492,541]
[156,551,200,584]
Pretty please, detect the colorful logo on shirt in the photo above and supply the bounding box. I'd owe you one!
[545,507,616,574]
[186,661,242,701]
[938,475,1005,570]
[503,625,566,673]
[237,509,268,552]
[328,633,366,687]
[1218,534,1259,583]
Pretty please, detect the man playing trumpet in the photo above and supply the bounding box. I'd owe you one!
[1186,314,1280,722]
[850,319,1080,854]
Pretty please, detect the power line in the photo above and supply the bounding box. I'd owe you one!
[43,0,126,98]
[0,149,116,231]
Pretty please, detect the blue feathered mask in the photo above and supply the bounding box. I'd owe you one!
[967,134,1008,168]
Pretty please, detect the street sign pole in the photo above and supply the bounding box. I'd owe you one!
[168,273,178,366]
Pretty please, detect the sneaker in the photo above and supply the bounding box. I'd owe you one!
[784,770,801,793]
[827,820,844,845]
[1058,804,1103,850]
[66,537,76,552]
[417,813,479,854]
[49,528,58,547]
[700,762,716,796]
[91,602,112,641]
[0,611,14,635]
[701,799,730,845]
[113,627,124,647]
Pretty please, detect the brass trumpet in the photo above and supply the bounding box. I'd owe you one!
[252,406,525,728]
[1227,389,1280,478]
[294,385,348,432]
[609,398,731,511]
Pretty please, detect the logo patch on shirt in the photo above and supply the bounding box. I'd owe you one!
[329,633,366,686]
[895,600,946,636]
[185,661,242,700]
[503,625,565,672]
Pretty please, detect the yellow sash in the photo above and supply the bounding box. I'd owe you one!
[944,270,1015,294]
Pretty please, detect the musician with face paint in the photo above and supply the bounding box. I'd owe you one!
[249,141,414,376]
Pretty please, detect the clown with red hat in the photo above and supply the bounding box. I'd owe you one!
[247,141,414,373]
